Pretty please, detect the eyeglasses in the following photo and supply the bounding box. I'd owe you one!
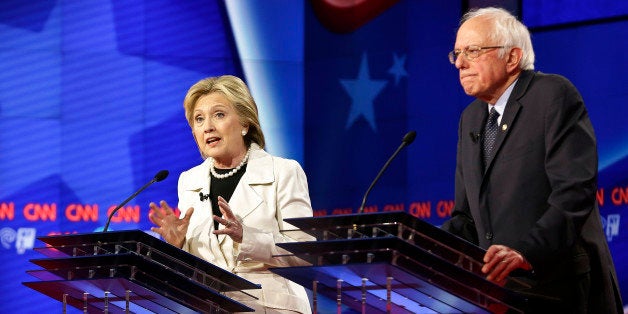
[448,45,505,64]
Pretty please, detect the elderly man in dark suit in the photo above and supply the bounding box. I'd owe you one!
[442,7,622,313]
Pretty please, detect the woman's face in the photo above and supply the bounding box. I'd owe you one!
[192,92,248,168]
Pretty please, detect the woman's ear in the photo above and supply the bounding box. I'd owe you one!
[241,124,249,137]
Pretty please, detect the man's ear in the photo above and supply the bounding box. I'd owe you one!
[506,47,523,72]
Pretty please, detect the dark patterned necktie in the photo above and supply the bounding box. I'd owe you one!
[483,107,500,169]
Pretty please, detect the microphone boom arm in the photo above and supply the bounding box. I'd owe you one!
[102,170,169,232]
[357,131,416,214]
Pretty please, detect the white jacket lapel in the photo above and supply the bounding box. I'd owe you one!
[238,150,273,213]
[219,145,273,245]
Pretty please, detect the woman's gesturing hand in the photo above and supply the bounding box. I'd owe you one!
[212,196,243,243]
[149,200,194,248]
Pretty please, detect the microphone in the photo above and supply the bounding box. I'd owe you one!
[469,132,480,143]
[357,131,416,214]
[102,170,169,232]
[199,192,210,201]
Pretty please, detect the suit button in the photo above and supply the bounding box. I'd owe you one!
[485,232,493,240]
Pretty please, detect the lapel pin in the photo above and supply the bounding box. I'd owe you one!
[502,124,508,131]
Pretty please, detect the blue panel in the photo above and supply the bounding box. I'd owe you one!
[304,0,463,223]
[523,0,628,27]
[0,0,240,312]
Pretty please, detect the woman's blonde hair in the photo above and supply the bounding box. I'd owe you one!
[183,75,265,151]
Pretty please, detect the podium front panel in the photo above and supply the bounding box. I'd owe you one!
[24,278,194,314]
[24,230,259,313]
[33,230,259,291]
[274,213,527,314]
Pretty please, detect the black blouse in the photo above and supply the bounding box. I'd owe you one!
[209,164,247,230]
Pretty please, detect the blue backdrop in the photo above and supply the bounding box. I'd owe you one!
[1,1,626,312]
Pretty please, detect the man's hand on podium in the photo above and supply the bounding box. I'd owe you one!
[482,244,533,286]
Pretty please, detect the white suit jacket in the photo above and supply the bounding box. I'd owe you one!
[177,144,313,313]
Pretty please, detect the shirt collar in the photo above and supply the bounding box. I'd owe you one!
[488,78,518,117]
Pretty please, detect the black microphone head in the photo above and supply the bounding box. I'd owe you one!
[154,170,169,182]
[402,131,417,145]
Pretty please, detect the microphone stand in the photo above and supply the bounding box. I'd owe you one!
[357,131,416,214]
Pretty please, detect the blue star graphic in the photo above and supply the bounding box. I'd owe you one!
[340,53,388,131]
[388,53,408,85]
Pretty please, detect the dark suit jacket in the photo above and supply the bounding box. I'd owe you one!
[443,70,622,313]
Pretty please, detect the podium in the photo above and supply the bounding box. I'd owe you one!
[23,230,260,313]
[272,212,529,313]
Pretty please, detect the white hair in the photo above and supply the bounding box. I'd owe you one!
[462,7,535,70]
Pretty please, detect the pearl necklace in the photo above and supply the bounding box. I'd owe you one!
[210,147,251,179]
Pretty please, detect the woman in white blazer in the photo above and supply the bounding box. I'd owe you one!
[149,75,313,313]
